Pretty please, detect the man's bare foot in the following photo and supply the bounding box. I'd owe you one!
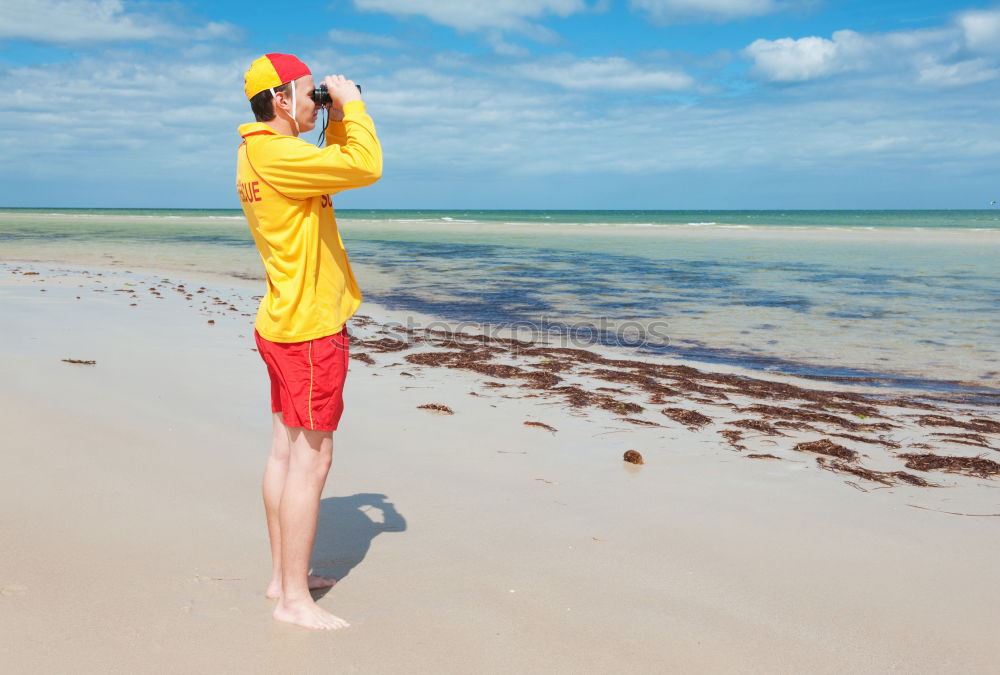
[266,574,338,600]
[273,598,350,630]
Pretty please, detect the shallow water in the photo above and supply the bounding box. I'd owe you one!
[2,208,998,393]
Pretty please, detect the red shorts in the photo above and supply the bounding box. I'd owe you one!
[253,327,350,432]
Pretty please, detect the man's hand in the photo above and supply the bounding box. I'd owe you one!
[323,74,362,110]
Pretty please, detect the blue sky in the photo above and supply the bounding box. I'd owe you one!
[1,0,998,209]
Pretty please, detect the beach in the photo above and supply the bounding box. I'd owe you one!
[2,250,999,673]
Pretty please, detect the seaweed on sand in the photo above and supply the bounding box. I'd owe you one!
[719,429,747,451]
[815,457,933,487]
[519,371,562,389]
[359,337,412,353]
[929,433,993,449]
[793,439,858,461]
[617,417,662,427]
[915,415,1000,434]
[549,386,643,414]
[662,408,712,429]
[727,419,781,435]
[417,403,454,415]
[898,453,1000,479]
[828,432,901,449]
[524,421,557,433]
[741,404,895,432]
[463,362,526,379]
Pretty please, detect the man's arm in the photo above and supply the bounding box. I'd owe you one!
[252,77,382,199]
[322,74,355,147]
[324,106,348,148]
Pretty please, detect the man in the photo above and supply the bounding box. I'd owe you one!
[236,53,382,630]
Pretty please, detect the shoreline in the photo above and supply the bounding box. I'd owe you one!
[3,205,998,392]
[3,258,998,399]
[2,259,1000,672]
[5,209,1000,237]
[4,259,999,495]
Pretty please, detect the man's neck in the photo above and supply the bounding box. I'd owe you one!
[264,116,297,137]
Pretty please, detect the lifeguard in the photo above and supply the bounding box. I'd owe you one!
[236,52,382,631]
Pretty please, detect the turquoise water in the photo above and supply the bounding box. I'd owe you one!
[3,207,999,229]
[2,208,998,394]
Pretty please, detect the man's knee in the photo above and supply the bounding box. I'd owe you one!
[269,413,292,461]
[288,428,333,473]
[269,436,291,463]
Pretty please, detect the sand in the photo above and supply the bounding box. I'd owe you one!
[2,262,999,674]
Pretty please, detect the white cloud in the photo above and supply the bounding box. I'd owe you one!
[744,30,868,82]
[484,31,532,57]
[328,28,405,50]
[2,12,1000,208]
[916,56,1000,87]
[1,49,248,156]
[196,22,241,41]
[744,12,1000,88]
[352,0,589,32]
[0,0,239,45]
[957,9,1000,53]
[518,56,695,91]
[0,0,164,43]
[303,48,1000,182]
[630,0,781,22]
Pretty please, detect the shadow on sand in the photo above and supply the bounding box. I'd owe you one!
[309,493,406,599]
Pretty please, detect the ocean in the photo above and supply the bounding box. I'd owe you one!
[2,208,998,395]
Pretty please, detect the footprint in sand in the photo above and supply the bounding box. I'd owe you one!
[1,584,28,597]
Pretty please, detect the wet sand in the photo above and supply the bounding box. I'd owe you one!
[2,262,999,673]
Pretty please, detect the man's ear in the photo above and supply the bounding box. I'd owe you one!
[272,91,289,116]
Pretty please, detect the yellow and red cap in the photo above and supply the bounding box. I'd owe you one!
[244,53,311,100]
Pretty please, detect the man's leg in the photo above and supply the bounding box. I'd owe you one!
[263,413,341,600]
[263,412,291,599]
[272,425,350,630]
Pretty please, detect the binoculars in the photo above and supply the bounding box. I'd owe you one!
[310,83,361,106]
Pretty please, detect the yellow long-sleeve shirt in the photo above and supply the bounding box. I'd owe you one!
[236,100,382,342]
